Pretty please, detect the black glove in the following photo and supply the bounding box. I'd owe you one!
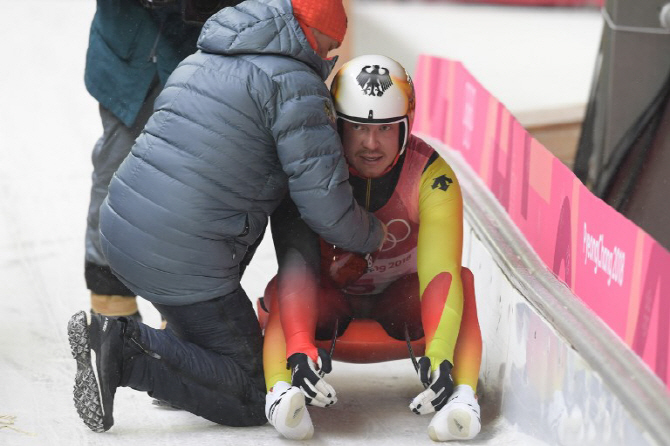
[287,348,337,407]
[409,357,454,414]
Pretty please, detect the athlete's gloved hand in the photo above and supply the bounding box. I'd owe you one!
[288,348,337,407]
[321,243,375,288]
[409,357,454,415]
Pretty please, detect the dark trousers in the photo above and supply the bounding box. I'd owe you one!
[121,287,267,426]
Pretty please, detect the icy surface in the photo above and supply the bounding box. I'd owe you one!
[0,1,599,444]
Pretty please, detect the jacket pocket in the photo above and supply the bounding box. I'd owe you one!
[238,214,250,237]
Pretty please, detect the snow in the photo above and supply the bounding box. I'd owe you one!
[0,1,597,444]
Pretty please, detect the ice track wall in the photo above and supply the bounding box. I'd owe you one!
[438,141,670,445]
[411,55,670,445]
[413,56,670,391]
[413,54,670,445]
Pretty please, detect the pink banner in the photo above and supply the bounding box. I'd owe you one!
[414,55,670,389]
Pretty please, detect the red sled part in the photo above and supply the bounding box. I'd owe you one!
[315,319,425,363]
[256,298,425,364]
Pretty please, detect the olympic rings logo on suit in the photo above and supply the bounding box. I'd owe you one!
[381,219,412,252]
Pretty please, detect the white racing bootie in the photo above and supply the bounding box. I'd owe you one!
[265,381,314,440]
[428,384,481,441]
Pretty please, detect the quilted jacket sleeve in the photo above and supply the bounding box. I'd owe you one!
[270,87,383,254]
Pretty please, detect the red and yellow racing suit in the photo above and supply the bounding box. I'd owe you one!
[263,135,481,392]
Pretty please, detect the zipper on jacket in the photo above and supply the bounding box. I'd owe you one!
[365,178,372,210]
[148,16,165,63]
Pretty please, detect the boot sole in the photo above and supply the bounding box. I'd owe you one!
[276,390,313,440]
[428,404,480,441]
[446,407,473,438]
[68,311,106,432]
[280,390,305,429]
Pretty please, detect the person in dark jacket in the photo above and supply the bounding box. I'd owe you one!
[67,0,385,434]
[84,0,201,321]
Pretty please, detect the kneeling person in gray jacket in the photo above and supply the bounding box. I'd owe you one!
[67,0,384,433]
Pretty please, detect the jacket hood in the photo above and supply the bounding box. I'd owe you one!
[197,0,336,80]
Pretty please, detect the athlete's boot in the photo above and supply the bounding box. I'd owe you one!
[90,293,142,324]
[265,381,314,440]
[67,310,127,432]
[428,384,481,441]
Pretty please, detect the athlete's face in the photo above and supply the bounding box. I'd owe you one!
[341,121,401,178]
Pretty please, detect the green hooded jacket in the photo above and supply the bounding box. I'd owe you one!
[84,0,200,127]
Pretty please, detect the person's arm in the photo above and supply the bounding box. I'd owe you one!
[269,195,337,407]
[410,153,465,415]
[270,194,321,362]
[417,155,464,367]
[270,86,384,255]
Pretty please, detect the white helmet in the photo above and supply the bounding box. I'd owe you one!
[330,55,415,155]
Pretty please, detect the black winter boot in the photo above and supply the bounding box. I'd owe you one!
[67,310,126,432]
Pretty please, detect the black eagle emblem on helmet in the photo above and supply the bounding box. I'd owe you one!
[356,65,393,97]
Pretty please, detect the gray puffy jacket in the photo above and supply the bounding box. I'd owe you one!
[99,0,383,305]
